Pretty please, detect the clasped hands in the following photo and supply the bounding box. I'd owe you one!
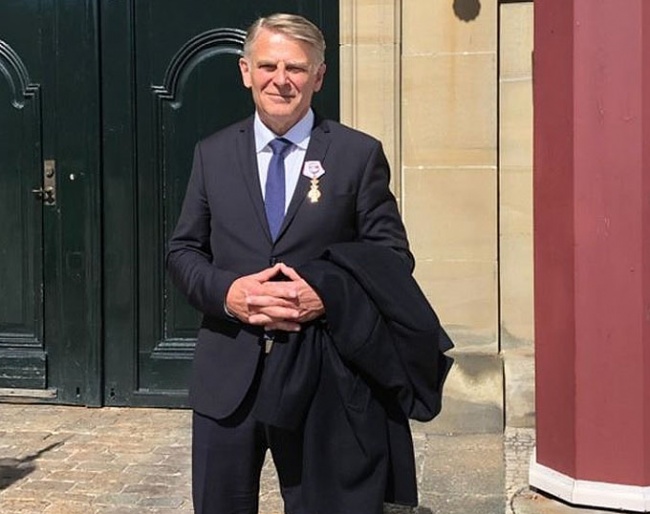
[225,263,325,332]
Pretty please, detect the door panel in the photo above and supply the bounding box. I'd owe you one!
[103,1,339,405]
[138,27,253,392]
[0,39,44,388]
[0,1,101,403]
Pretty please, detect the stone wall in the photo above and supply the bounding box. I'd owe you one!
[339,0,534,433]
[499,2,534,429]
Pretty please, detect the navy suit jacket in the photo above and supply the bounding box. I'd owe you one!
[166,114,413,421]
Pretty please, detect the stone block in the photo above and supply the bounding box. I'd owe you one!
[403,167,497,262]
[402,52,497,168]
[413,258,498,354]
[499,3,534,80]
[503,348,535,429]
[499,80,533,169]
[414,352,504,434]
[340,43,399,167]
[403,0,497,55]
[411,433,505,512]
[340,0,399,46]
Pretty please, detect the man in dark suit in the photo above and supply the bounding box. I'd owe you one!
[167,12,414,514]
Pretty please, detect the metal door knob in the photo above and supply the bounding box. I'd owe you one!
[31,186,55,204]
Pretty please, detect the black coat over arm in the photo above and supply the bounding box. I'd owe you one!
[251,243,454,511]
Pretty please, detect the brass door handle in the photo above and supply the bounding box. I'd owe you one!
[31,186,55,204]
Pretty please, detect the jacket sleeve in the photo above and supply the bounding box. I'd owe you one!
[166,142,240,320]
[355,142,415,272]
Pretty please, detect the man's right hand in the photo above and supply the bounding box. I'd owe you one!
[225,265,301,331]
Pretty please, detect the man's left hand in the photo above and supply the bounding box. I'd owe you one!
[247,263,325,329]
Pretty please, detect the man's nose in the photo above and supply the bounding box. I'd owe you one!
[273,64,289,85]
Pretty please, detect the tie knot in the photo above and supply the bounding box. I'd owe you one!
[268,138,292,157]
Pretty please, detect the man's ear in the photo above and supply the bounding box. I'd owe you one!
[313,63,326,93]
[239,57,252,88]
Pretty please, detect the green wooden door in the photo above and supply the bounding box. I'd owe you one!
[0,1,337,407]
[102,1,339,406]
[0,1,102,404]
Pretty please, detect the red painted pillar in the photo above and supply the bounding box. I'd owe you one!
[532,0,650,511]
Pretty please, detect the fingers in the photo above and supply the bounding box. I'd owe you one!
[246,294,300,328]
[225,277,253,321]
[257,281,298,301]
[245,289,298,320]
[224,265,284,320]
[252,264,283,282]
[248,308,301,331]
[246,293,296,309]
[224,263,324,329]
[277,263,301,281]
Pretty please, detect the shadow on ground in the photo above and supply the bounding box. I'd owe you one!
[385,505,433,514]
[0,440,66,491]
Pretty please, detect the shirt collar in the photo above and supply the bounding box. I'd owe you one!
[254,109,314,153]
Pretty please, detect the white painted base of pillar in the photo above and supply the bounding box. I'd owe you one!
[529,449,650,512]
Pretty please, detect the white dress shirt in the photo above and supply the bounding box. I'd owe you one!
[254,109,314,213]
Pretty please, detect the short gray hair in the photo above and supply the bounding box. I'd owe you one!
[243,13,326,65]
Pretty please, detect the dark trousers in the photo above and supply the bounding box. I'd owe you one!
[192,388,306,514]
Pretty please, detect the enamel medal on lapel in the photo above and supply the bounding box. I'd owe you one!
[302,161,325,203]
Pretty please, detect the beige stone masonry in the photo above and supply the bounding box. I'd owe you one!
[499,2,535,428]
[499,2,534,348]
[401,0,498,352]
[339,1,536,431]
[339,0,401,198]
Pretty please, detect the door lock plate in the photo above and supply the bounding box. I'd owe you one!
[32,159,56,205]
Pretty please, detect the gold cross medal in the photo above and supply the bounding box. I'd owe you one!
[302,160,325,203]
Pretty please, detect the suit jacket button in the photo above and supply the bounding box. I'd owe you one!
[269,257,278,266]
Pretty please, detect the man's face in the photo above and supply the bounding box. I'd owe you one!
[239,28,326,135]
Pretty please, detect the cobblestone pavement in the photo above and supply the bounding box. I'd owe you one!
[504,428,622,514]
[0,404,194,513]
[505,427,535,514]
[0,402,575,514]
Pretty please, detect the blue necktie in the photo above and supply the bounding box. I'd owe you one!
[265,138,292,240]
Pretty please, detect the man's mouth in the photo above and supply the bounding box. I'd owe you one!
[268,93,295,101]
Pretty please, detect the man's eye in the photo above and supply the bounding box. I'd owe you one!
[259,64,276,71]
[287,66,307,74]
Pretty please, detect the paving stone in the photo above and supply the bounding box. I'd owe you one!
[420,493,506,513]
[93,507,143,514]
[19,479,76,492]
[94,492,143,506]
[70,478,126,494]
[0,498,51,513]
[122,463,183,476]
[45,491,97,504]
[43,501,91,513]
[138,495,186,508]
[122,483,174,496]
[32,459,72,472]
[418,434,504,497]
[139,472,189,486]
[156,507,193,514]
[45,469,98,482]
[0,402,608,514]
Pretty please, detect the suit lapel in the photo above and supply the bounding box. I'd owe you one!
[276,118,331,240]
[236,117,273,243]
